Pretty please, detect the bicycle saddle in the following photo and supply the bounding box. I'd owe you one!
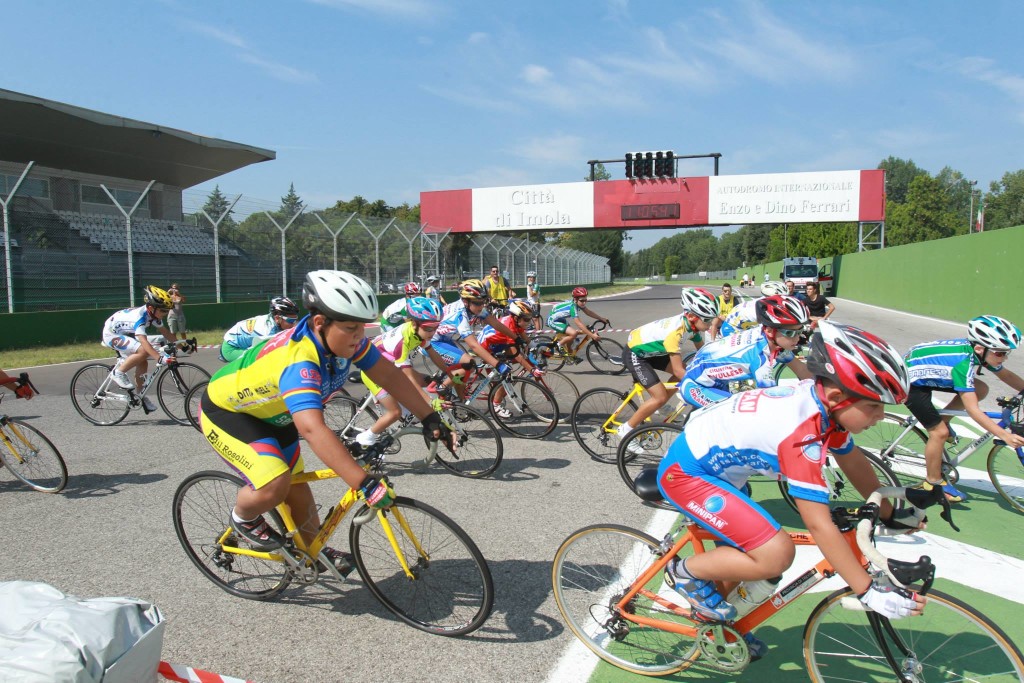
[633,468,665,502]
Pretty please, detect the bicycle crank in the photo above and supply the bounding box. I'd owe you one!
[695,623,750,672]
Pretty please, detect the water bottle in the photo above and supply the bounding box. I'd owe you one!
[726,576,782,618]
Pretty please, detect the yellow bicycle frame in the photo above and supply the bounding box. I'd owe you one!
[600,382,688,435]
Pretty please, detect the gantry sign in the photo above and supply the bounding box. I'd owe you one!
[421,170,885,234]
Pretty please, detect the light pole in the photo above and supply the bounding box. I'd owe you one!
[967,180,978,233]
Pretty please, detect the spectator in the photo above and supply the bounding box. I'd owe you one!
[483,265,516,309]
[167,283,189,348]
[763,272,770,283]
[803,282,835,325]
[785,279,808,302]
[742,273,750,288]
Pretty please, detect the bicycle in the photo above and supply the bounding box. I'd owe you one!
[172,464,494,636]
[448,354,559,439]
[321,388,504,478]
[858,391,1024,513]
[552,484,1023,679]
[0,375,68,493]
[70,337,210,426]
[615,422,904,515]
[532,321,627,375]
[523,341,579,414]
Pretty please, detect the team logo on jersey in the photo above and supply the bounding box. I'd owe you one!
[246,319,256,332]
[763,386,794,398]
[299,367,321,383]
[707,365,746,380]
[685,496,727,530]
[688,387,713,406]
[800,435,822,463]
[736,391,761,412]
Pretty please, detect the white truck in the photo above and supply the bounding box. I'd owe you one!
[781,257,833,294]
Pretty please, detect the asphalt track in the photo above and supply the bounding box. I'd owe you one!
[2,284,1022,683]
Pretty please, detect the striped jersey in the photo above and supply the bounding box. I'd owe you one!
[682,325,793,391]
[627,314,703,358]
[905,339,1000,392]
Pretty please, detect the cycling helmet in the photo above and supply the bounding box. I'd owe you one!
[302,270,378,323]
[967,315,1021,351]
[426,275,439,283]
[508,300,534,318]
[680,287,720,320]
[755,295,810,328]
[143,285,173,310]
[526,271,536,278]
[270,296,299,317]
[572,286,589,299]
[806,321,909,404]
[403,282,421,296]
[460,279,486,301]
[406,296,442,323]
[760,281,788,297]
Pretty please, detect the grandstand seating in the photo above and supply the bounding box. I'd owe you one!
[56,211,239,256]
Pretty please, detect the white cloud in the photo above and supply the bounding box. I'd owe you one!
[182,20,247,49]
[467,31,488,45]
[521,64,552,84]
[307,0,440,20]
[956,56,1024,123]
[237,53,319,85]
[507,134,585,165]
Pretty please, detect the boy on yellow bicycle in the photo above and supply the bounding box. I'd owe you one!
[197,270,452,574]
[658,322,934,659]
[357,297,449,448]
[617,287,719,452]
[546,286,609,356]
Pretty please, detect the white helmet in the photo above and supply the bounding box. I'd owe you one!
[680,287,720,320]
[302,270,378,323]
[967,315,1021,351]
[526,271,536,278]
[508,300,534,317]
[760,281,788,297]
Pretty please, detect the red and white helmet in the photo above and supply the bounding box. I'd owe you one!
[680,287,720,320]
[755,295,810,328]
[571,286,589,299]
[806,321,909,404]
[403,282,421,295]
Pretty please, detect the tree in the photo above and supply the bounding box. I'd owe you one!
[280,183,303,218]
[984,169,1024,231]
[663,255,680,281]
[878,157,929,204]
[885,175,960,246]
[200,185,236,229]
[586,162,612,182]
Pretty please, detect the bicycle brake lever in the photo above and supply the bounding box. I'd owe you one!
[18,372,40,395]
[938,495,960,532]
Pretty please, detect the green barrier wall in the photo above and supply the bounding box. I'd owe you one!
[830,225,1024,323]
[0,282,611,351]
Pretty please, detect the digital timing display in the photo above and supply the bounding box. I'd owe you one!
[620,203,681,221]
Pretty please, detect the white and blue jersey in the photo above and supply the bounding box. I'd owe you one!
[434,300,487,345]
[678,326,794,407]
[660,380,854,504]
[223,313,282,352]
[718,300,759,337]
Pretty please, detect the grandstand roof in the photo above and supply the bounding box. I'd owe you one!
[0,88,276,188]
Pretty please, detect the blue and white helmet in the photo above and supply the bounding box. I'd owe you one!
[968,315,1021,351]
[406,296,443,323]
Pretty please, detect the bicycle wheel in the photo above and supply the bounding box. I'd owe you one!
[0,420,68,493]
[172,470,293,600]
[70,363,131,426]
[349,497,494,636]
[552,525,700,675]
[157,362,212,425]
[587,337,627,375]
[571,388,636,463]
[804,587,1024,682]
[489,376,558,439]
[322,394,378,439]
[988,444,1024,514]
[617,424,682,511]
[535,369,579,415]
[778,450,904,513]
[532,335,566,372]
[435,405,503,478]
[772,356,806,384]
[859,413,930,487]
[185,381,208,432]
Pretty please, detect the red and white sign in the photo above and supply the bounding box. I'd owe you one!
[421,170,885,233]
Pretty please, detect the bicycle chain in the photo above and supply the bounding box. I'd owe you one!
[695,623,750,673]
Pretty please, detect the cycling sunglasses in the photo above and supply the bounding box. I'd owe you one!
[419,321,440,330]
[776,327,802,338]
[280,316,298,324]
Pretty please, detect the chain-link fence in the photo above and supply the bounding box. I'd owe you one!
[0,162,610,312]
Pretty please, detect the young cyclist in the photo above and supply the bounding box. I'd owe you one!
[617,288,719,450]
[546,286,610,356]
[659,322,930,659]
[525,272,542,331]
[198,271,452,574]
[356,297,450,448]
[423,276,446,306]
[679,295,813,409]
[904,315,1024,502]
[476,300,544,418]
[101,285,175,413]
[379,282,421,332]
[430,280,521,397]
[715,281,787,339]
[221,297,299,363]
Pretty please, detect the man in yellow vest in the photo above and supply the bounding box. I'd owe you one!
[708,282,739,340]
[483,265,516,311]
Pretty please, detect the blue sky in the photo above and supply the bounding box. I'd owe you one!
[5,1,1023,251]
